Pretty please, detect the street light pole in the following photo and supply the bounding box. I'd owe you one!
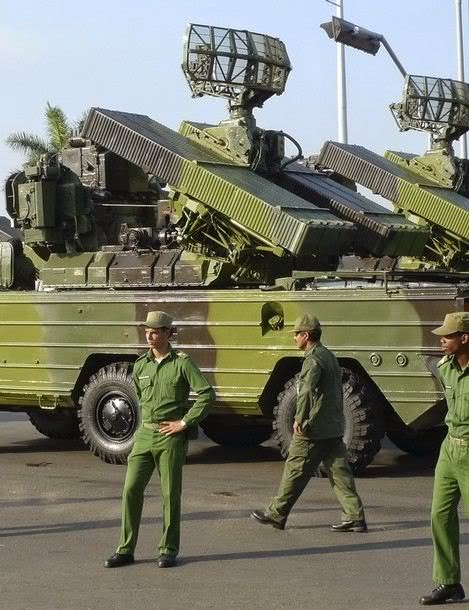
[456,0,467,158]
[336,0,348,144]
[326,0,348,144]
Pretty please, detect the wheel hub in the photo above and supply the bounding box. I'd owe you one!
[97,393,135,442]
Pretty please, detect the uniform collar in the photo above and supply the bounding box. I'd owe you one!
[447,354,469,374]
[144,345,177,363]
[304,342,322,357]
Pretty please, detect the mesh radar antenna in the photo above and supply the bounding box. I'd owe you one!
[182,23,291,119]
[390,75,469,153]
[181,24,297,172]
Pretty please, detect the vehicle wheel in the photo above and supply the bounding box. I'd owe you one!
[78,362,140,464]
[272,376,298,459]
[28,409,80,440]
[201,419,272,448]
[272,369,384,474]
[342,368,384,474]
[387,426,447,456]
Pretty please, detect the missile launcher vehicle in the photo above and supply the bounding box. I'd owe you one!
[2,23,469,472]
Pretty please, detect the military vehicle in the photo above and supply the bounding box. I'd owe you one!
[1,23,469,473]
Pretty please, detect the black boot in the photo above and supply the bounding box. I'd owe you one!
[330,519,367,532]
[419,583,465,605]
[157,554,177,568]
[104,552,134,568]
[250,510,285,530]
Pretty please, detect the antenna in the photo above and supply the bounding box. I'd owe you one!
[182,24,291,118]
[391,75,469,152]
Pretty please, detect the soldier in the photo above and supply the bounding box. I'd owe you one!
[419,312,469,605]
[251,314,366,532]
[105,310,215,569]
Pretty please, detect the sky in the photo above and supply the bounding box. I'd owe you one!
[0,0,467,216]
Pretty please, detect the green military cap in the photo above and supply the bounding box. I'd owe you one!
[141,310,174,329]
[432,312,469,336]
[292,314,321,332]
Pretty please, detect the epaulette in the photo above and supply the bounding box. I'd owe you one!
[135,352,148,363]
[176,351,189,359]
[437,355,451,367]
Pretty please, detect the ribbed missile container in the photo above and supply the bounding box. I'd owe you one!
[1,24,469,472]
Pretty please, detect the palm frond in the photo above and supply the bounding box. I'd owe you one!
[74,108,90,134]
[45,102,70,151]
[5,132,49,162]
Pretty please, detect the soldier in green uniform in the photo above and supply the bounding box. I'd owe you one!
[105,310,215,569]
[419,312,469,605]
[251,314,366,531]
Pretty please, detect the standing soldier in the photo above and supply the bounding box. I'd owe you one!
[251,314,366,532]
[105,310,215,569]
[419,313,469,605]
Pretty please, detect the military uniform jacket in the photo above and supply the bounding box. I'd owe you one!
[133,346,215,427]
[294,342,344,439]
[438,354,469,439]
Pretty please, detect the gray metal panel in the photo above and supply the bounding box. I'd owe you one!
[318,141,469,244]
[277,164,428,257]
[318,141,423,201]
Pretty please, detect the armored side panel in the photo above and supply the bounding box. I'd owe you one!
[0,280,468,427]
[40,253,94,287]
[318,141,469,249]
[82,108,356,256]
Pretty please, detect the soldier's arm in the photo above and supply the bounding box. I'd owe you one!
[294,359,321,426]
[181,358,216,427]
[132,364,142,401]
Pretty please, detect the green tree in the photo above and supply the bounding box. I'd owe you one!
[6,102,86,163]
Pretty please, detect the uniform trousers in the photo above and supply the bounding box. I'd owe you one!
[431,436,469,585]
[117,427,187,557]
[267,434,365,525]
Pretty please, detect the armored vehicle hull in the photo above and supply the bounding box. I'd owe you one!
[4,23,469,472]
[0,275,464,472]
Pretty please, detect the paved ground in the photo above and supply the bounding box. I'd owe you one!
[1,413,469,610]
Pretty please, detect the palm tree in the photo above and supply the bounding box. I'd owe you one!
[6,102,85,164]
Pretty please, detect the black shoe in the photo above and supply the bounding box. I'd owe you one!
[104,552,134,568]
[330,519,367,532]
[420,583,465,605]
[250,510,285,530]
[157,554,177,568]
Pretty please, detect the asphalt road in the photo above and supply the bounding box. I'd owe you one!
[1,413,468,610]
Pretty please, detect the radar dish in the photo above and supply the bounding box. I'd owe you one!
[391,75,469,146]
[182,24,291,110]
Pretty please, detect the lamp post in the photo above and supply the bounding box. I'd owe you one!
[456,0,467,158]
[325,0,349,144]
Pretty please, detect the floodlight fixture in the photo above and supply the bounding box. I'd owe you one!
[321,16,380,56]
[321,16,407,77]
[182,23,291,116]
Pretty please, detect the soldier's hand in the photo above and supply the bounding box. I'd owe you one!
[159,420,187,436]
[293,421,302,435]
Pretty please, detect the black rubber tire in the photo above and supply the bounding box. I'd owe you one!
[28,409,80,440]
[272,376,298,459]
[201,419,272,448]
[78,362,140,464]
[272,369,384,474]
[342,368,384,474]
[387,426,447,456]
